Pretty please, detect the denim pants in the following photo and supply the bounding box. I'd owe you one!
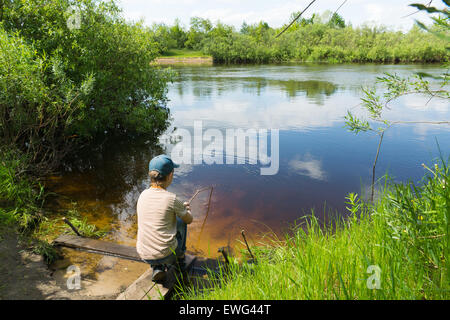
[143,217,187,267]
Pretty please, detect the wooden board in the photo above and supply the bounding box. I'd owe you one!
[116,254,196,300]
[53,234,142,262]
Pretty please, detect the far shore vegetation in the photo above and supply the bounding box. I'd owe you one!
[150,11,449,63]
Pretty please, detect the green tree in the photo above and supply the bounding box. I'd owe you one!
[0,0,173,171]
[345,0,450,202]
[185,17,212,50]
[169,18,187,48]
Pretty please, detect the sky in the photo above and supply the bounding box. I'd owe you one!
[117,0,445,31]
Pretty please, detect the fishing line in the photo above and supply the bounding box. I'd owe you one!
[276,0,318,38]
[186,186,214,249]
[196,186,214,248]
[333,0,348,18]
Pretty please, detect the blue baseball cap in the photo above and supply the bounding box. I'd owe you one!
[149,155,179,177]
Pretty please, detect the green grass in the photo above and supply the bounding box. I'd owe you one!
[179,159,449,300]
[0,148,44,230]
[160,49,211,58]
[1,147,108,265]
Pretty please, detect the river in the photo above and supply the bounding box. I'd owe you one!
[47,63,450,259]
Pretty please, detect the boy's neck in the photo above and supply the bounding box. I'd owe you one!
[150,184,166,190]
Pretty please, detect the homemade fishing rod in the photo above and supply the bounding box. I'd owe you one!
[332,0,348,18]
[187,186,214,204]
[275,0,350,38]
[185,186,214,247]
[275,0,317,38]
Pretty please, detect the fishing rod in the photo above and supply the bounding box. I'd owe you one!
[276,0,317,38]
[185,186,214,248]
[188,186,214,204]
[196,186,213,248]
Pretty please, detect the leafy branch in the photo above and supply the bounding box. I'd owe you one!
[345,71,449,203]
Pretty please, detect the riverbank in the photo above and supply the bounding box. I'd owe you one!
[178,162,449,300]
[154,56,213,65]
[0,225,148,299]
[1,159,448,300]
[153,49,213,65]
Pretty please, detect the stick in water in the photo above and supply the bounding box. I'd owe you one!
[241,230,256,262]
[62,217,82,237]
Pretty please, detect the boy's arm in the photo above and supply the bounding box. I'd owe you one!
[174,197,193,224]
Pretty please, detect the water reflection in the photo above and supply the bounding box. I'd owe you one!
[47,64,450,259]
[288,154,326,181]
[177,74,338,104]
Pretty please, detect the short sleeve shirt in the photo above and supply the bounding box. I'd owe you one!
[136,188,187,260]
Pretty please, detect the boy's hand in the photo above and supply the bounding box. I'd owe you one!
[182,202,193,224]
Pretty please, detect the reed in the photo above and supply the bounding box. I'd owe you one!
[179,157,449,300]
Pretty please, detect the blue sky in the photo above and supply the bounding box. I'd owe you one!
[117,0,444,31]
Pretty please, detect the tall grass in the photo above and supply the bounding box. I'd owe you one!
[180,158,449,300]
[0,148,107,264]
[0,148,44,230]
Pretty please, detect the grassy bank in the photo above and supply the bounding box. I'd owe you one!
[0,0,172,257]
[0,148,107,264]
[179,160,449,300]
[160,49,211,58]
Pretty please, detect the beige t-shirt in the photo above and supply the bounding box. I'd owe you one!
[136,188,187,260]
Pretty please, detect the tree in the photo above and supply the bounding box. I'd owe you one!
[329,13,346,28]
[185,17,212,50]
[345,0,449,202]
[169,18,187,48]
[0,0,173,171]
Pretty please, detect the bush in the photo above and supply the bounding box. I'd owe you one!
[0,0,173,171]
[199,18,448,64]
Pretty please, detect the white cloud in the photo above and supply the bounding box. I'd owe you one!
[118,0,446,31]
[288,154,326,181]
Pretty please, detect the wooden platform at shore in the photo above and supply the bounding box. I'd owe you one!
[52,234,221,300]
[53,234,143,262]
[116,254,197,300]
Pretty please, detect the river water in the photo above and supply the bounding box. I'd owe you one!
[47,64,450,258]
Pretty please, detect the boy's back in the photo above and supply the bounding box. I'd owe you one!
[136,188,186,260]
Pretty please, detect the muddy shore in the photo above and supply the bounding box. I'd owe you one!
[0,227,147,300]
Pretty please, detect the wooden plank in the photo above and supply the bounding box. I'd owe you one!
[116,254,196,300]
[53,234,142,262]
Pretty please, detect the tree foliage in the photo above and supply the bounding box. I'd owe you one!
[0,0,173,171]
[153,10,448,64]
[344,0,450,202]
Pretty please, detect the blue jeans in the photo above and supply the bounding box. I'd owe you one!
[143,217,187,267]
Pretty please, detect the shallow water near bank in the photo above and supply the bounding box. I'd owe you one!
[45,64,449,287]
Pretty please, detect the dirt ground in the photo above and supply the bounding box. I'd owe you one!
[153,57,213,65]
[0,228,148,300]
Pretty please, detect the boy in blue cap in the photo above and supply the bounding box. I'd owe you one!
[136,155,193,282]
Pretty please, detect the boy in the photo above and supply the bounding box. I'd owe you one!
[136,155,193,282]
